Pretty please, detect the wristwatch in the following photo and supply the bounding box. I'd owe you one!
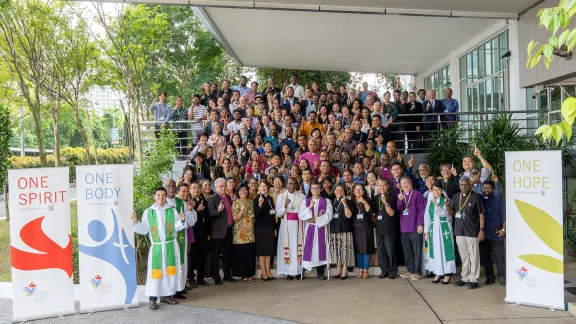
[480,228,484,231]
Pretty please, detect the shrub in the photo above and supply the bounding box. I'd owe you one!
[424,126,470,174]
[9,147,130,182]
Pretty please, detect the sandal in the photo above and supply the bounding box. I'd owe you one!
[250,277,257,283]
[357,270,363,278]
[432,276,441,284]
[362,270,369,279]
[242,278,252,283]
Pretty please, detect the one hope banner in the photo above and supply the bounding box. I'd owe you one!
[76,165,138,312]
[505,151,565,310]
[8,167,74,322]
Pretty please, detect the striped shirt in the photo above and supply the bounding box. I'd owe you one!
[189,105,207,121]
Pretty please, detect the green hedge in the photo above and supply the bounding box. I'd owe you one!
[9,147,131,182]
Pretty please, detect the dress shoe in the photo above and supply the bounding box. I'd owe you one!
[270,276,277,280]
[197,280,210,287]
[442,277,451,285]
[261,275,271,281]
[173,292,186,299]
[317,273,326,280]
[484,278,496,285]
[190,281,199,288]
[340,273,348,280]
[286,275,293,281]
[223,277,238,283]
[389,274,397,279]
[432,276,441,284]
[400,272,413,278]
[452,280,468,287]
[149,300,158,310]
[333,273,342,279]
[378,273,389,279]
[215,280,223,286]
[161,297,177,305]
[181,289,188,294]
[468,282,479,289]
[295,274,302,280]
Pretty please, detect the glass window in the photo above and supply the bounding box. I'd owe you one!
[492,38,499,73]
[460,56,466,80]
[467,53,472,84]
[485,41,492,76]
[550,86,562,112]
[478,45,485,80]
[499,31,508,70]
[472,50,478,82]
[472,84,479,112]
[492,77,500,111]
[479,82,485,112]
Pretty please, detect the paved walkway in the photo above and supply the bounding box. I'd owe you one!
[3,274,576,324]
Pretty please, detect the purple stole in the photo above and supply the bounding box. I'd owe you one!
[392,178,401,196]
[302,197,327,262]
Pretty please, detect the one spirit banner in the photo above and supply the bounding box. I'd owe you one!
[8,167,74,322]
[505,151,565,310]
[76,165,138,312]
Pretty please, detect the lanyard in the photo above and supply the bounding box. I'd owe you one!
[459,193,471,212]
[404,190,413,211]
[379,192,389,211]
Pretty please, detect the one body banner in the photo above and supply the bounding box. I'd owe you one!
[505,151,565,310]
[9,167,75,322]
[76,165,138,312]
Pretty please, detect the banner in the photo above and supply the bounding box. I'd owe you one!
[505,151,565,310]
[9,167,75,322]
[76,165,138,312]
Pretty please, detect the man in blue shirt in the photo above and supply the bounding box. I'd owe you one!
[231,75,250,97]
[479,180,506,286]
[149,91,172,137]
[442,88,460,127]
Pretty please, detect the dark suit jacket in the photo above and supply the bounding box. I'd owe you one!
[423,99,444,122]
[246,172,266,182]
[207,193,231,239]
[280,97,299,109]
[407,101,424,130]
[192,195,210,241]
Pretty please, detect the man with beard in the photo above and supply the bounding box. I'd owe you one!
[276,178,307,280]
[479,180,506,286]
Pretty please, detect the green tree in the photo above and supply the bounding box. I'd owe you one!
[152,6,241,101]
[92,3,169,161]
[0,105,12,220]
[527,0,576,143]
[0,0,56,166]
[254,68,351,93]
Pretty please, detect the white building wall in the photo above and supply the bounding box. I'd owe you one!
[416,19,509,111]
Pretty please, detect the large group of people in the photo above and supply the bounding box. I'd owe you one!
[134,76,504,310]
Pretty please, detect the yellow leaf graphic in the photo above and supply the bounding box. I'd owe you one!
[514,199,563,255]
[519,254,563,274]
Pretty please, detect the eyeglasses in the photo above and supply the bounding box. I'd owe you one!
[311,187,321,190]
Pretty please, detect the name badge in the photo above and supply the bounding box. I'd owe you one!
[269,209,275,215]
[402,210,409,216]
[357,213,364,219]
[334,213,338,218]
[455,212,462,219]
[377,215,383,220]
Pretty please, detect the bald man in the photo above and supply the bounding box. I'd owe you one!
[295,139,322,174]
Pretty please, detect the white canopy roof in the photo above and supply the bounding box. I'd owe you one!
[127,0,540,74]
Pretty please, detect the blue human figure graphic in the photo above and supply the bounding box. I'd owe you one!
[79,208,137,305]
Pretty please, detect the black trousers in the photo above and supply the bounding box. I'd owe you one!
[176,131,188,157]
[315,265,326,275]
[188,239,208,282]
[480,239,506,281]
[211,227,233,280]
[376,235,397,275]
[401,232,423,275]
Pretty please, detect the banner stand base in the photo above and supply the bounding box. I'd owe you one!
[79,303,140,315]
[13,309,76,323]
[505,298,567,311]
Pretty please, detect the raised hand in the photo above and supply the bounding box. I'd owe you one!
[218,200,225,212]
[450,164,457,177]
[396,151,403,162]
[180,211,186,221]
[407,154,414,168]
[398,193,404,201]
[131,210,138,224]
[308,199,315,209]
[492,173,499,183]
[197,200,205,211]
[259,196,265,207]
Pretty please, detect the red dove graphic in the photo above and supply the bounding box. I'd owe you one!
[11,216,73,278]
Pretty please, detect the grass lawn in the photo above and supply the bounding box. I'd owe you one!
[0,200,78,282]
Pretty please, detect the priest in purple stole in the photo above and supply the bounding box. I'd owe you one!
[298,182,333,280]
